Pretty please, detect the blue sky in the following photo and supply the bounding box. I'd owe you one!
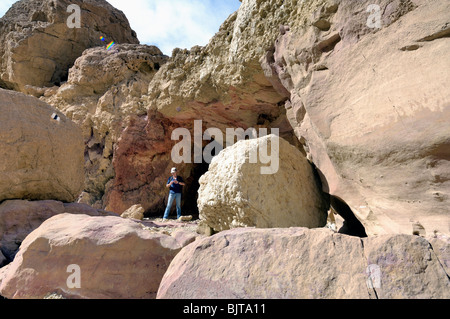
[0,0,241,55]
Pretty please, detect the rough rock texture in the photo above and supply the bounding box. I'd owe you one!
[157,227,450,299]
[259,0,450,235]
[0,200,117,264]
[120,204,145,220]
[427,235,450,276]
[42,44,169,206]
[0,89,84,203]
[104,112,197,215]
[144,0,313,121]
[104,0,306,215]
[197,134,328,231]
[0,0,139,93]
[0,213,182,299]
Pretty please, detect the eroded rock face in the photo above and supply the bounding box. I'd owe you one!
[43,44,169,204]
[197,134,329,232]
[0,213,182,299]
[157,227,450,299]
[260,0,450,236]
[104,112,197,215]
[0,0,139,93]
[0,89,84,203]
[104,0,307,215]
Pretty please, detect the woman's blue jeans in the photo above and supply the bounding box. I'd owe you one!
[163,192,182,219]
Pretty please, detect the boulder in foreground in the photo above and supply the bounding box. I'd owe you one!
[158,227,450,299]
[0,214,182,299]
[0,200,117,264]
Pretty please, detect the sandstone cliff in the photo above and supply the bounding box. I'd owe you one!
[0,0,138,93]
[260,0,450,236]
[2,0,445,236]
[107,0,449,237]
[43,44,168,204]
[0,0,449,301]
[0,89,84,203]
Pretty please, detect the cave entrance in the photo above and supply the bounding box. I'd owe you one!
[165,140,219,220]
[330,195,367,237]
[179,138,224,219]
[179,161,210,220]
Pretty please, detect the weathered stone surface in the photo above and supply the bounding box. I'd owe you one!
[363,234,450,299]
[426,234,450,276]
[260,0,450,236]
[197,134,328,232]
[0,0,139,93]
[144,0,316,121]
[104,0,304,215]
[0,213,182,299]
[43,44,169,206]
[120,204,145,220]
[104,112,196,215]
[0,200,117,264]
[0,89,84,203]
[157,227,450,299]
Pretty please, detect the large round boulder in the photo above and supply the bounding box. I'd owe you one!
[197,134,329,232]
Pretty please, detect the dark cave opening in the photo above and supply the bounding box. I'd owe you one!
[163,141,217,220]
[311,164,368,237]
[330,195,368,238]
[180,161,210,219]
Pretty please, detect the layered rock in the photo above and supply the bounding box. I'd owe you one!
[0,200,117,264]
[0,0,139,93]
[0,89,84,203]
[0,213,182,299]
[104,112,192,215]
[43,44,169,204]
[104,0,308,215]
[260,0,450,236]
[144,0,328,120]
[157,227,450,299]
[197,134,328,232]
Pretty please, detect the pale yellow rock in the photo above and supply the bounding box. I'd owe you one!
[120,204,145,220]
[198,134,328,232]
[0,89,84,203]
[0,0,139,93]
